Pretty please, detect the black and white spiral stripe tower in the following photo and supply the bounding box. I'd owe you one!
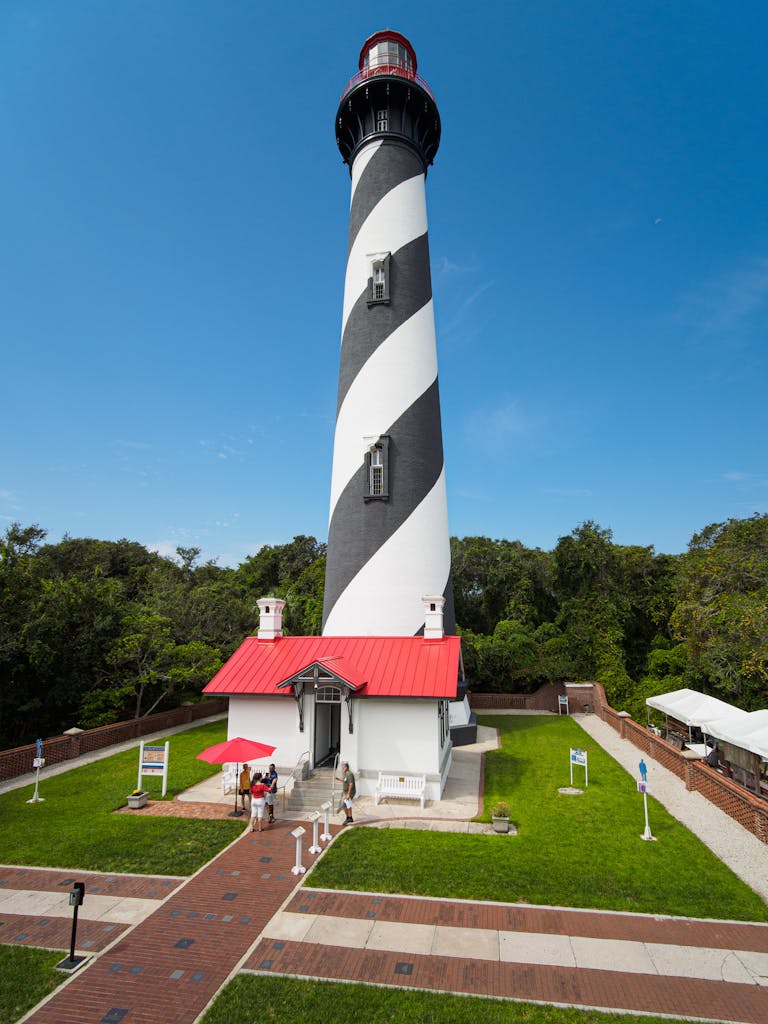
[322,31,455,637]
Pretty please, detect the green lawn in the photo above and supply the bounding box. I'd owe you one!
[0,946,64,1024]
[0,719,243,875]
[309,714,768,921]
[200,976,678,1024]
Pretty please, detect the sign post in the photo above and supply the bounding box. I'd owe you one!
[569,748,588,787]
[56,882,89,972]
[137,741,170,796]
[27,739,45,804]
[637,780,656,841]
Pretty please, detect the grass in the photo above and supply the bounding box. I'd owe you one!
[0,946,64,1024]
[0,719,243,875]
[200,975,679,1024]
[309,714,768,921]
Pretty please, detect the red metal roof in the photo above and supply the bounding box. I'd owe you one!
[203,635,460,699]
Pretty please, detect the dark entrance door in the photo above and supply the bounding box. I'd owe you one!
[313,686,341,768]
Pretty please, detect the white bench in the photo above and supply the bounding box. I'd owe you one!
[375,773,426,809]
[221,764,238,795]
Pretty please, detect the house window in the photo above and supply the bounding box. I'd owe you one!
[316,686,342,704]
[367,253,390,306]
[376,109,388,132]
[364,436,389,501]
[438,700,450,745]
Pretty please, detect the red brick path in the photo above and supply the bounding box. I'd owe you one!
[244,890,768,1024]
[8,838,768,1023]
[22,821,319,1024]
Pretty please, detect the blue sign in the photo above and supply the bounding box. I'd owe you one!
[35,738,43,758]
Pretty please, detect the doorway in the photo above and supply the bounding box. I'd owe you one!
[313,686,341,768]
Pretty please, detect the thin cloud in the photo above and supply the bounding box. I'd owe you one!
[436,254,480,276]
[722,471,750,482]
[455,280,494,319]
[114,439,152,450]
[684,255,768,334]
[543,487,593,497]
[466,400,539,453]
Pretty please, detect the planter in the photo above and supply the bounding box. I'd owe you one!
[492,815,510,834]
[126,792,148,809]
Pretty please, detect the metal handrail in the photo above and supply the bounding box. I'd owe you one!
[340,64,435,103]
[279,749,309,812]
[330,751,340,811]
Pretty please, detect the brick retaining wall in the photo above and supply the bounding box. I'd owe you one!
[0,699,228,783]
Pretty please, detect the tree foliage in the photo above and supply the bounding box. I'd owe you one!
[1,514,765,747]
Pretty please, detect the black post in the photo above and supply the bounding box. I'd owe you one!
[56,882,87,971]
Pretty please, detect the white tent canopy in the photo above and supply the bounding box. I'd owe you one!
[646,688,738,728]
[707,709,768,759]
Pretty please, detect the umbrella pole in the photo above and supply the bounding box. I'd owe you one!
[229,761,243,818]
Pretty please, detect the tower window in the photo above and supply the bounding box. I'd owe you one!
[367,253,391,306]
[376,109,389,132]
[364,436,390,501]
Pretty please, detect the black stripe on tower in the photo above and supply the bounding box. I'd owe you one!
[337,232,432,415]
[347,142,425,254]
[322,379,455,634]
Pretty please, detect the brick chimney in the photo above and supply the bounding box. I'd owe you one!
[257,597,285,640]
[422,595,445,640]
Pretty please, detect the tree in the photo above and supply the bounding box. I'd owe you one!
[671,515,768,708]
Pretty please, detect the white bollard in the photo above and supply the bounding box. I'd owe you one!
[290,826,307,874]
[320,801,332,842]
[308,811,322,854]
[638,781,656,841]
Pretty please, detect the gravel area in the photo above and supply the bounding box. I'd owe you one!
[575,713,768,903]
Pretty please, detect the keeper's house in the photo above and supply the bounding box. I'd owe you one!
[203,597,460,802]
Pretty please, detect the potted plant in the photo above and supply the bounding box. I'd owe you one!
[491,800,510,833]
[126,789,148,810]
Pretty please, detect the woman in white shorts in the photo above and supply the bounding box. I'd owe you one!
[249,772,270,832]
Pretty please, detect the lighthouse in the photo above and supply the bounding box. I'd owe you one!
[204,31,468,796]
[323,30,455,638]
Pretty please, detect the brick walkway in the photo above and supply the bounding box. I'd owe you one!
[0,866,184,956]
[22,821,321,1024]
[247,889,768,1023]
[5,830,768,1023]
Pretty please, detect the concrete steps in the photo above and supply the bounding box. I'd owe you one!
[284,767,337,812]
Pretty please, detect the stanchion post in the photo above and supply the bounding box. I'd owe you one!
[308,811,322,854]
[638,780,656,841]
[56,883,89,972]
[320,800,332,842]
[290,826,306,874]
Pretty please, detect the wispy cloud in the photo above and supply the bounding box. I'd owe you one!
[199,434,254,461]
[455,280,494,319]
[114,439,152,450]
[722,471,750,482]
[466,399,540,453]
[683,255,768,335]
[543,487,593,497]
[436,254,480,276]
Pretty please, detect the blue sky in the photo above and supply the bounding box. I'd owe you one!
[2,1,766,566]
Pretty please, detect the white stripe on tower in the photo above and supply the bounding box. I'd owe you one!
[323,31,454,637]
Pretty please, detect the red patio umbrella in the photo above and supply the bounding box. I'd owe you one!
[197,737,276,817]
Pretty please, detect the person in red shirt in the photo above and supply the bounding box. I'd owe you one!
[249,772,270,832]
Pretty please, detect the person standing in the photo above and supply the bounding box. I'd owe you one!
[249,772,270,832]
[239,763,252,814]
[265,763,278,823]
[335,761,356,825]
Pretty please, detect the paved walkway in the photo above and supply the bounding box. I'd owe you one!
[2,712,766,1022]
